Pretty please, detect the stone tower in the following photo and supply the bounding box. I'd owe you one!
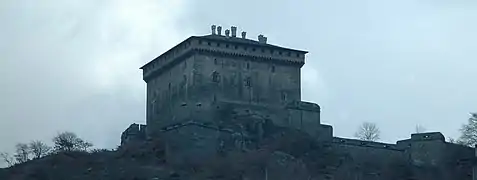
[139,25,323,164]
[140,25,308,137]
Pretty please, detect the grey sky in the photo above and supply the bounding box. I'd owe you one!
[1,0,476,166]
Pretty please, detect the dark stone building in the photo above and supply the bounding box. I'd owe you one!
[121,25,477,179]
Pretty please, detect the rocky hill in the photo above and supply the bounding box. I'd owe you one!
[0,126,465,180]
[0,127,340,180]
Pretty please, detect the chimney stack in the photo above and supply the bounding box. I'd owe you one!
[241,31,247,39]
[258,34,267,43]
[231,26,237,37]
[211,25,216,35]
[225,29,230,37]
[217,26,222,36]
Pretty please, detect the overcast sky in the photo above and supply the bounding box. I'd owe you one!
[1,0,476,166]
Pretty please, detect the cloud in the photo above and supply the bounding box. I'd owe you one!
[2,0,477,168]
[179,0,477,142]
[0,0,190,166]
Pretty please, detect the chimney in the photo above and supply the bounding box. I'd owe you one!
[241,31,247,39]
[217,26,222,36]
[225,29,230,37]
[258,34,267,43]
[231,26,237,37]
[211,25,216,35]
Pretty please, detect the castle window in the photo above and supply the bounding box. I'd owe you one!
[212,71,220,83]
[252,48,256,52]
[271,65,275,73]
[296,53,300,57]
[245,77,251,87]
[281,91,287,102]
[287,52,291,56]
[214,58,218,65]
[226,44,229,48]
[261,49,265,53]
[234,45,238,49]
[216,43,220,47]
[198,40,202,44]
[207,42,211,46]
[246,62,250,69]
[279,51,283,55]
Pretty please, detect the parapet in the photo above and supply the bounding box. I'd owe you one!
[121,123,147,146]
[286,101,321,112]
[140,25,308,82]
[332,137,402,151]
[410,132,445,142]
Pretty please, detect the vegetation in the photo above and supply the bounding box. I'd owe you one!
[1,131,93,167]
[354,122,380,141]
[457,113,477,147]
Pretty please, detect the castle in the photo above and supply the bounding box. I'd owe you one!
[121,25,477,179]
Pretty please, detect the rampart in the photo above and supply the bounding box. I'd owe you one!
[120,123,147,146]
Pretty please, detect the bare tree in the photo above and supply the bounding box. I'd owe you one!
[447,137,466,145]
[458,113,477,147]
[0,152,15,167]
[415,125,426,134]
[53,131,93,152]
[29,140,51,159]
[354,122,380,141]
[13,143,30,163]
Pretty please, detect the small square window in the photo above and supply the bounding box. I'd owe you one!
[245,77,251,87]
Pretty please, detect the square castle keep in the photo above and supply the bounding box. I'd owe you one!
[120,25,477,179]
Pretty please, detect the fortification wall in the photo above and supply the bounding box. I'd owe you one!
[121,123,147,146]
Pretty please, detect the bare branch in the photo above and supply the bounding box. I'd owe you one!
[13,143,31,163]
[458,112,477,147]
[53,131,93,152]
[29,140,51,159]
[415,125,426,134]
[0,152,15,167]
[354,122,380,141]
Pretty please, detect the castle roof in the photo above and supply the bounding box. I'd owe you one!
[196,34,308,53]
[140,34,307,70]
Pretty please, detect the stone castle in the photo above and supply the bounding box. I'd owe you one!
[120,25,477,179]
